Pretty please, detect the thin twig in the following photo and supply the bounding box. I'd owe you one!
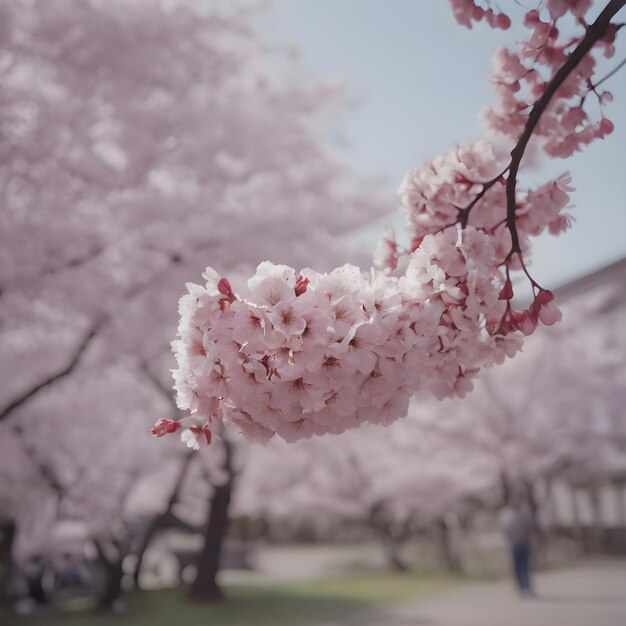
[592,54,626,90]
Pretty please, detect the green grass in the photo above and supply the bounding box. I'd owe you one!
[2,572,457,626]
[286,571,456,604]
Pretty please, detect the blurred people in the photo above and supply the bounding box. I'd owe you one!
[500,496,535,596]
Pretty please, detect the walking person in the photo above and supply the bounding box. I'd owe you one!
[500,496,535,596]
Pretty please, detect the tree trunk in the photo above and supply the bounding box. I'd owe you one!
[525,481,540,526]
[0,521,16,607]
[94,540,124,611]
[132,517,160,590]
[380,534,408,572]
[617,483,626,527]
[187,479,233,602]
[588,485,604,553]
[133,452,195,588]
[570,485,586,553]
[188,438,235,603]
[500,473,512,507]
[97,560,124,611]
[545,478,559,529]
[436,519,463,574]
[24,558,47,605]
[367,505,410,573]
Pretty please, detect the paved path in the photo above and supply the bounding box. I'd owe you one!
[338,560,626,626]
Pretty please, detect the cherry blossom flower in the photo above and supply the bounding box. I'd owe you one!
[171,237,533,444]
[545,0,593,20]
[181,424,212,450]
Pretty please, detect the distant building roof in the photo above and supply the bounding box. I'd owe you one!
[555,257,626,309]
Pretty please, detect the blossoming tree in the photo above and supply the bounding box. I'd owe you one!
[0,0,386,425]
[235,418,496,572]
[0,0,386,605]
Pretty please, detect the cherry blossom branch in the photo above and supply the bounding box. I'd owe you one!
[164,2,625,445]
[458,169,508,228]
[506,0,626,257]
[0,320,102,423]
[0,245,186,425]
[0,246,106,297]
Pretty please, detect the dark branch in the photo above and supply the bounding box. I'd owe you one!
[133,451,195,585]
[506,0,626,255]
[459,169,508,228]
[12,422,65,497]
[0,246,106,296]
[139,361,183,417]
[0,320,102,423]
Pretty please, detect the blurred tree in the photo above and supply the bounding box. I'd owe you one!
[0,0,386,605]
[427,298,626,507]
[235,419,495,573]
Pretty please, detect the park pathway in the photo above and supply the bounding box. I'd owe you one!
[337,559,626,626]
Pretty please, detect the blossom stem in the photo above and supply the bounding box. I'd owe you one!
[458,168,508,228]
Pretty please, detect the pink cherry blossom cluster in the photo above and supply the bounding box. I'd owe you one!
[448,0,511,30]
[475,1,617,158]
[163,231,530,445]
[158,1,623,447]
[380,139,573,277]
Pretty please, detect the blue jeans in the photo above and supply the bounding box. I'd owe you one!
[511,543,531,592]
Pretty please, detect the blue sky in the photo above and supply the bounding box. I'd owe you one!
[258,0,626,288]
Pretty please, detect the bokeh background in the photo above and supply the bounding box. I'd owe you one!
[1,1,625,625]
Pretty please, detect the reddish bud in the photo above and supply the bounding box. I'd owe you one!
[602,24,618,45]
[217,277,233,297]
[535,289,554,306]
[190,425,212,446]
[496,13,511,30]
[511,309,538,336]
[598,118,614,137]
[295,275,310,296]
[151,418,182,437]
[533,290,562,326]
[498,279,514,301]
[524,10,540,27]
[498,317,515,336]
